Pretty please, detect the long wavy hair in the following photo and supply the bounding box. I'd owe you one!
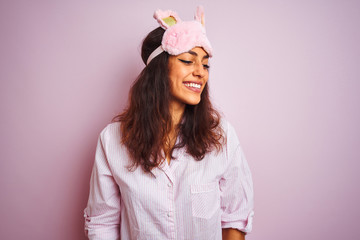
[114,27,224,172]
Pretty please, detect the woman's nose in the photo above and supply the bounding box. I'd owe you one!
[193,62,206,78]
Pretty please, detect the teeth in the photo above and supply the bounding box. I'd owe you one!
[184,82,201,89]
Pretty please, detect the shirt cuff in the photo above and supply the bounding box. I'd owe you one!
[86,227,120,240]
[221,210,254,233]
[84,211,120,240]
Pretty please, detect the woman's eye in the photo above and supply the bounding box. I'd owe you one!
[178,59,192,64]
[203,64,210,69]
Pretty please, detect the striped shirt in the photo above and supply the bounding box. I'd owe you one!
[84,120,254,240]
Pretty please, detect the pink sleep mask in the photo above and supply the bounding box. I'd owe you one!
[147,6,213,65]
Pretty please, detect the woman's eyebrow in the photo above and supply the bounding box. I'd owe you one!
[187,50,209,59]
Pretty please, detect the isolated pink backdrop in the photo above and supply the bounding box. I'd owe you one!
[1,1,359,240]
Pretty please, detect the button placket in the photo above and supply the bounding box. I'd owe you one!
[166,177,176,239]
[167,180,174,211]
[161,161,177,239]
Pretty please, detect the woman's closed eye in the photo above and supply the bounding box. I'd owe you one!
[178,59,192,64]
[203,64,210,69]
[178,59,210,69]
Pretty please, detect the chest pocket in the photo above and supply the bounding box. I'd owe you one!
[191,182,220,219]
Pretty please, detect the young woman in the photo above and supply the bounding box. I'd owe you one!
[84,6,254,240]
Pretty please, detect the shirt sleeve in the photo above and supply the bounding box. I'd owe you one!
[84,128,121,240]
[219,122,254,233]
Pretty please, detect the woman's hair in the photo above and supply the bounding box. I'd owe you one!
[114,27,224,172]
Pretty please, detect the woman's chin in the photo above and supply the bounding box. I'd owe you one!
[186,99,201,105]
[171,95,202,106]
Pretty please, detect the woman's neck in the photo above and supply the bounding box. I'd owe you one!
[169,100,185,127]
[165,100,185,164]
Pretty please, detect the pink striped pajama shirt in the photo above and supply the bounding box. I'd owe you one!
[84,120,254,240]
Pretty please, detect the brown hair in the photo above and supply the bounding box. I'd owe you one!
[114,27,224,172]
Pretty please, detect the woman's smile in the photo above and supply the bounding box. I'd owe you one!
[183,81,203,93]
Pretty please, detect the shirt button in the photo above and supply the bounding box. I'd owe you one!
[167,183,172,187]
[167,212,172,217]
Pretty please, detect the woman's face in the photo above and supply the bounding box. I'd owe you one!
[168,47,209,106]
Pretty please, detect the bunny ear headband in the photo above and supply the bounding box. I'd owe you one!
[146,6,213,65]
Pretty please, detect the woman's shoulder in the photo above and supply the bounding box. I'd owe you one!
[98,121,122,141]
[219,118,241,148]
[219,118,235,135]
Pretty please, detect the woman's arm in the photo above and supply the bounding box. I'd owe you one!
[222,228,245,240]
[219,122,254,235]
[84,129,121,240]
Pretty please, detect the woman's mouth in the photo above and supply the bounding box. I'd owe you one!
[183,81,202,93]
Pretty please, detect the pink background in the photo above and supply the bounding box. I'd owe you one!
[1,1,359,239]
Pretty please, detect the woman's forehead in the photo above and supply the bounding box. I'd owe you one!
[178,47,209,58]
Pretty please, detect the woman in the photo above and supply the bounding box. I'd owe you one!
[84,6,254,240]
